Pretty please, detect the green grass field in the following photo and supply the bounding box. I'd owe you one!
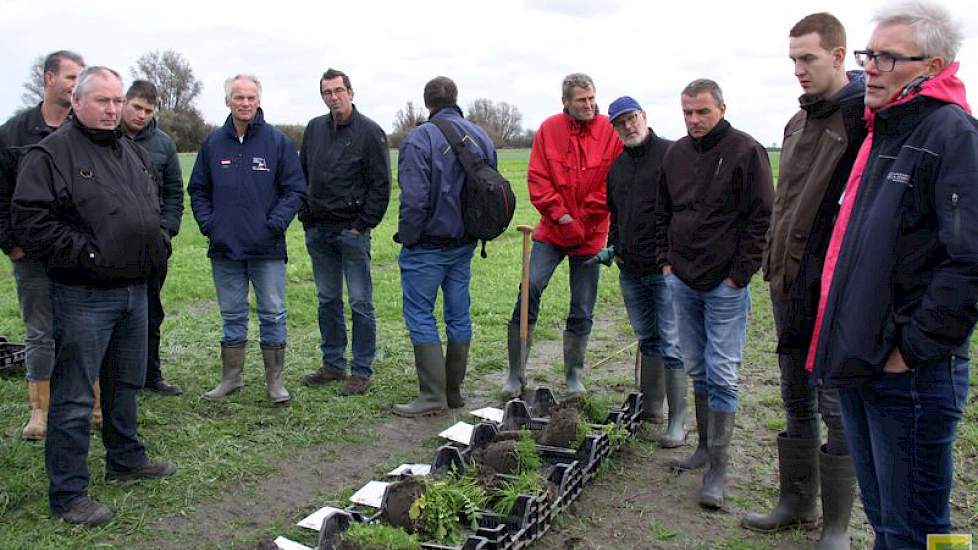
[0,148,973,549]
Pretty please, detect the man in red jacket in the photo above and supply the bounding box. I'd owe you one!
[502,73,622,398]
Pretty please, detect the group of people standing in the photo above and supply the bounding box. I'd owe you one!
[1,2,975,549]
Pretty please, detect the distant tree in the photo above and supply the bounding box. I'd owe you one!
[389,101,427,147]
[466,99,524,147]
[129,50,202,113]
[158,109,213,153]
[275,124,306,151]
[510,128,537,149]
[21,55,45,107]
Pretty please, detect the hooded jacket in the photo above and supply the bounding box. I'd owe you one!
[188,108,305,261]
[129,117,184,237]
[807,63,978,387]
[11,117,165,286]
[606,130,673,274]
[299,106,391,233]
[0,103,58,254]
[396,106,496,248]
[654,119,774,290]
[528,112,622,256]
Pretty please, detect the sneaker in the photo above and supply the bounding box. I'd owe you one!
[144,379,184,396]
[302,368,347,386]
[105,461,177,482]
[55,496,113,527]
[339,375,371,396]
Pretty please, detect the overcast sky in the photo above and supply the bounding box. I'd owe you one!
[2,0,977,146]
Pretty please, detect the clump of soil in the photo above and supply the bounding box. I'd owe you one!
[472,439,519,474]
[335,540,369,550]
[492,430,522,442]
[381,477,425,532]
[536,406,580,448]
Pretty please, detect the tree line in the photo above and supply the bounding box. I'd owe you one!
[20,51,537,151]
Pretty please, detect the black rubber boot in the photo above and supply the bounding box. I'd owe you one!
[393,343,447,417]
[699,410,736,509]
[639,352,666,423]
[816,446,855,550]
[563,331,588,396]
[659,367,688,448]
[502,323,532,399]
[445,340,470,409]
[204,341,246,400]
[671,391,709,472]
[741,432,820,531]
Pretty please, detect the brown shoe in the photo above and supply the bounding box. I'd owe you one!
[106,460,177,482]
[339,375,371,396]
[302,367,348,387]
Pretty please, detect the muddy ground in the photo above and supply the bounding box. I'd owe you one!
[138,312,973,549]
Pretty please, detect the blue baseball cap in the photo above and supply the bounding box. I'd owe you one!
[608,96,642,124]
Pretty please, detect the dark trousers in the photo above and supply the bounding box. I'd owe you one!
[46,282,150,512]
[839,355,969,549]
[145,259,168,385]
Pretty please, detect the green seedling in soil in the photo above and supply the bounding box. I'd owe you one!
[577,392,615,424]
[493,470,544,516]
[515,429,543,474]
[409,469,488,545]
[647,519,678,541]
[337,522,419,550]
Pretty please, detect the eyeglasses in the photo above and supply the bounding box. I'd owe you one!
[612,111,642,129]
[320,86,348,97]
[853,49,928,72]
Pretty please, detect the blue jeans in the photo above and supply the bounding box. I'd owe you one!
[618,269,683,369]
[665,274,751,413]
[46,282,149,513]
[211,258,287,346]
[305,226,377,378]
[838,355,970,550]
[12,256,55,381]
[509,239,600,336]
[398,244,475,345]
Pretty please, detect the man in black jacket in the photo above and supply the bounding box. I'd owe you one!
[1,50,90,441]
[121,80,185,396]
[299,68,391,396]
[655,79,773,509]
[12,66,175,527]
[600,96,686,448]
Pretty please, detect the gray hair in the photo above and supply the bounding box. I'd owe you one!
[873,0,962,63]
[562,73,595,99]
[682,78,724,106]
[224,74,262,101]
[43,50,85,77]
[72,66,122,99]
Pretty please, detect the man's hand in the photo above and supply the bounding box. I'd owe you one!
[723,277,739,288]
[883,347,910,374]
[557,214,573,225]
[7,246,25,261]
[347,228,361,236]
[584,246,615,267]
[662,265,672,276]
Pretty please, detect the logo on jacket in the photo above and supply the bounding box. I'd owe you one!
[252,157,269,171]
[887,172,911,185]
[219,158,231,167]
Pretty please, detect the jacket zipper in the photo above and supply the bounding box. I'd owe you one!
[952,192,960,243]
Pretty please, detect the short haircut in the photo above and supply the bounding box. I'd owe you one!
[873,0,962,63]
[562,73,595,99]
[682,78,724,106]
[43,50,85,76]
[73,66,122,99]
[224,74,262,101]
[126,79,159,105]
[423,76,458,111]
[790,12,847,50]
[321,68,351,91]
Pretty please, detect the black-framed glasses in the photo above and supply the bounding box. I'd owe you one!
[854,49,928,72]
[320,86,348,97]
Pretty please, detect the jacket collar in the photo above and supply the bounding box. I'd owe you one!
[71,115,123,146]
[689,119,730,152]
[130,117,158,142]
[222,107,266,140]
[329,105,360,129]
[430,104,464,120]
[625,130,657,157]
[869,62,970,136]
[562,110,599,138]
[798,70,866,120]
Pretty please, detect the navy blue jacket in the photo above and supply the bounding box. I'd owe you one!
[188,109,305,261]
[396,106,496,248]
[129,118,184,237]
[812,94,978,388]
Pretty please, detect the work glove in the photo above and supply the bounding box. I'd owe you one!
[585,246,616,267]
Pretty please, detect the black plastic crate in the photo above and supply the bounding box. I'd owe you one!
[0,338,26,377]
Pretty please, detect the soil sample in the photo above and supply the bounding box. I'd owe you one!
[472,439,519,475]
[381,477,425,532]
[537,406,580,448]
